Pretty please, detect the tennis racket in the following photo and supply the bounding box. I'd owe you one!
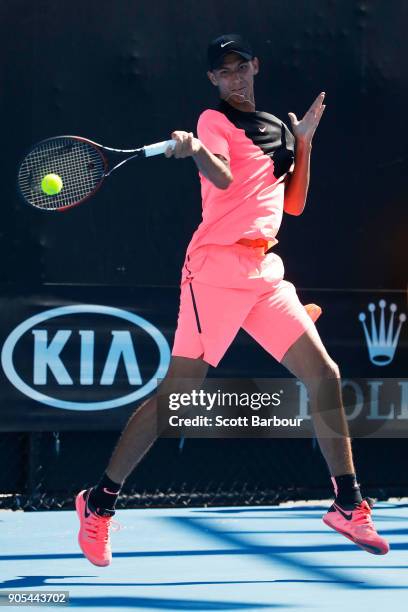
[17,135,176,211]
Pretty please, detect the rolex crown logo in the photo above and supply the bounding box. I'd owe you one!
[358,299,406,366]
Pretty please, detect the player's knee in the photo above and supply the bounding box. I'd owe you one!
[303,359,342,412]
[314,357,340,380]
[304,357,340,388]
[157,356,208,396]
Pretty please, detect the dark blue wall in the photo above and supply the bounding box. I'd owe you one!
[2,0,407,289]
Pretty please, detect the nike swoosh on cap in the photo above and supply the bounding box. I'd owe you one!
[220,41,234,48]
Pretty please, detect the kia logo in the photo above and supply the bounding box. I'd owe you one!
[1,304,170,411]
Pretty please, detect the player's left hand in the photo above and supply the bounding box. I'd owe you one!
[288,92,326,145]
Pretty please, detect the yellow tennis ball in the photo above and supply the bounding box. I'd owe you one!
[41,173,63,195]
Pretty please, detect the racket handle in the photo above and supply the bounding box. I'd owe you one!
[144,139,176,157]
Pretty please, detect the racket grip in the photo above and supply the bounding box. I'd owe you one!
[144,139,176,157]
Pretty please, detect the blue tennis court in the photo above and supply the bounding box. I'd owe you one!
[1,500,407,610]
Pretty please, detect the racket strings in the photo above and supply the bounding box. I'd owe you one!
[18,138,105,210]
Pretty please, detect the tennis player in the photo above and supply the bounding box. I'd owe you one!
[75,34,389,565]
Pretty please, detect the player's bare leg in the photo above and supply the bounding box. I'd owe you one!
[281,327,352,475]
[281,327,389,554]
[76,355,209,566]
[107,356,209,483]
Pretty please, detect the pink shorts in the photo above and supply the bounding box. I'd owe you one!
[171,242,315,367]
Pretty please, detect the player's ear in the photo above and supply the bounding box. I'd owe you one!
[207,70,218,87]
[252,57,259,76]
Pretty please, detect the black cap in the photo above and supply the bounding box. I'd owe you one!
[207,33,254,70]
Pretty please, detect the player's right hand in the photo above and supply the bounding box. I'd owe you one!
[165,131,202,158]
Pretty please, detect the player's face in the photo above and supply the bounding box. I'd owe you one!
[207,53,259,106]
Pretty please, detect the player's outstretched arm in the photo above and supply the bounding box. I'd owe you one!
[165,130,233,190]
[284,92,326,216]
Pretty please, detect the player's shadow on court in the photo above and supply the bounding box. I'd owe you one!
[0,576,365,589]
[0,579,289,609]
[192,506,330,513]
[169,516,408,591]
[67,596,286,609]
[0,575,88,589]
[2,539,408,563]
[2,573,407,606]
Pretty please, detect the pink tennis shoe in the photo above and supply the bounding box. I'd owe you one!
[323,498,390,555]
[76,489,118,566]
